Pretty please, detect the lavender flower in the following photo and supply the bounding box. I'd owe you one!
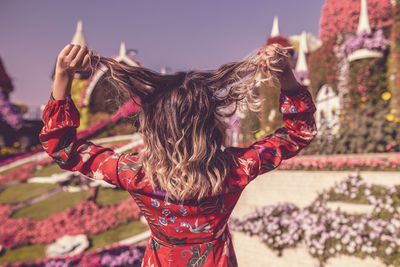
[338,29,389,59]
[0,91,23,130]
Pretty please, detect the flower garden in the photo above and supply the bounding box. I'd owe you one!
[1,0,400,266]
[230,1,400,266]
[230,173,400,266]
[0,136,149,266]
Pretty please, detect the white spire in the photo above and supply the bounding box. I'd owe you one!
[119,41,126,57]
[71,20,87,46]
[296,31,308,72]
[357,0,371,34]
[270,16,280,37]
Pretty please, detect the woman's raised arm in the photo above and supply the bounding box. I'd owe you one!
[225,46,317,188]
[39,44,140,190]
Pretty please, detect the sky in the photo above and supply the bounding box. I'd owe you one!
[0,0,326,107]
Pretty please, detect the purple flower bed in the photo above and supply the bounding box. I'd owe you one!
[4,244,146,267]
[293,70,309,82]
[339,29,389,59]
[230,174,400,265]
[0,91,22,130]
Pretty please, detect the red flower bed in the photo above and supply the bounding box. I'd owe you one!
[308,38,339,95]
[0,197,140,249]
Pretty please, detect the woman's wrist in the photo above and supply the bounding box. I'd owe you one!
[277,66,301,93]
[52,71,74,100]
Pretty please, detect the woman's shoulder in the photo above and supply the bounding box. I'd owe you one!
[116,152,148,190]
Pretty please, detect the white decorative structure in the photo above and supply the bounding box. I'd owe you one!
[268,109,276,122]
[81,41,140,107]
[296,31,309,72]
[28,172,73,184]
[315,84,340,135]
[348,48,383,62]
[289,33,322,52]
[270,16,280,37]
[71,20,87,46]
[295,31,310,86]
[46,234,89,257]
[357,0,371,34]
[349,0,383,62]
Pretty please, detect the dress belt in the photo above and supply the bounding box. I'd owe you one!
[150,226,229,249]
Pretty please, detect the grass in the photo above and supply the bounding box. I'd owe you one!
[88,220,149,251]
[0,164,23,175]
[0,243,46,264]
[11,190,91,220]
[0,183,57,204]
[33,163,64,177]
[95,187,130,207]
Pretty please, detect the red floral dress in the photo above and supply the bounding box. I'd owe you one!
[39,86,316,267]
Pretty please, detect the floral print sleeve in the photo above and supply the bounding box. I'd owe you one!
[225,86,317,188]
[39,95,136,190]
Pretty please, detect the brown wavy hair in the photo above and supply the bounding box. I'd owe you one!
[92,44,289,201]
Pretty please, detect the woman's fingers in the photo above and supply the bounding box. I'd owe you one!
[56,44,91,75]
[65,45,82,63]
[70,46,88,68]
[59,44,74,58]
[81,52,92,70]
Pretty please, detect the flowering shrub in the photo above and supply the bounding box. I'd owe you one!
[230,203,303,254]
[0,198,140,249]
[230,174,400,265]
[348,56,388,104]
[324,174,400,220]
[304,100,400,154]
[265,36,295,55]
[308,38,339,95]
[338,29,390,59]
[0,163,37,186]
[320,0,392,42]
[0,157,61,186]
[279,154,400,171]
[0,91,22,130]
[327,173,372,204]
[3,243,146,267]
[100,246,144,267]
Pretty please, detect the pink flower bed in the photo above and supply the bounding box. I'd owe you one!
[0,197,140,249]
[0,163,37,186]
[320,0,392,42]
[279,154,400,171]
[0,141,133,186]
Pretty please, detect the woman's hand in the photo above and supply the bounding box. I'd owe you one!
[264,44,300,93]
[52,44,91,100]
[55,44,91,76]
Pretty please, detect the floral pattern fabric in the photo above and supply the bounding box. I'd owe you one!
[39,86,316,267]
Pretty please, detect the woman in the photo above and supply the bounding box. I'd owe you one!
[40,43,316,266]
